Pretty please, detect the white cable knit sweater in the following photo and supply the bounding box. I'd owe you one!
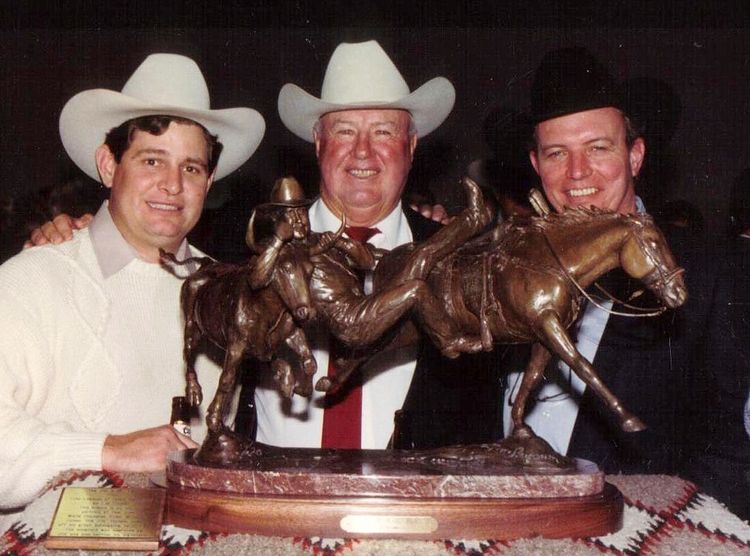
[0,228,222,509]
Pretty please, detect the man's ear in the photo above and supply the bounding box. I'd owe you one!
[529,149,540,175]
[313,129,322,158]
[408,134,418,162]
[206,171,216,194]
[95,145,116,189]
[629,137,646,177]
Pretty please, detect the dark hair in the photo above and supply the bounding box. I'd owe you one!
[103,115,223,174]
[530,110,642,153]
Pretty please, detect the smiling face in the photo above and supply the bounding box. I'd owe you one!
[530,107,645,215]
[314,109,417,227]
[96,121,214,262]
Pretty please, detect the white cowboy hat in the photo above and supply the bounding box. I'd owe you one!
[59,53,265,182]
[278,40,455,142]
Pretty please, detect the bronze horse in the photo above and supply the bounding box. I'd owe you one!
[161,238,321,441]
[324,206,688,444]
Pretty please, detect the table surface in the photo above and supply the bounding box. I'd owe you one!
[2,469,749,555]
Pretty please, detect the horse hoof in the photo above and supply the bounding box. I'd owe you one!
[512,425,534,440]
[441,348,460,359]
[302,359,317,376]
[315,376,333,392]
[294,381,313,398]
[441,336,483,358]
[186,387,202,407]
[621,415,647,432]
[194,428,247,466]
[462,177,493,228]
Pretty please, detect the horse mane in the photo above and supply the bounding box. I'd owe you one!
[527,205,654,232]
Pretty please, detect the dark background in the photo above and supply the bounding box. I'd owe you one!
[2,1,750,248]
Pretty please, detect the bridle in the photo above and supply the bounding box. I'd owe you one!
[627,216,685,294]
[540,215,683,318]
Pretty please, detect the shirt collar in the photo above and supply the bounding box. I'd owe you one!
[635,195,646,214]
[308,198,412,250]
[89,201,191,278]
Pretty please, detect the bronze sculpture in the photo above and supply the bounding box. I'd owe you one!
[327,206,687,454]
[167,177,687,466]
[164,175,493,463]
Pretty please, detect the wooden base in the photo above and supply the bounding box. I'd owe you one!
[166,482,623,540]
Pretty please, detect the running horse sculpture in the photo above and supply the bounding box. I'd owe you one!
[322,206,688,453]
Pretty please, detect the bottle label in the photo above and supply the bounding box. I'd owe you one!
[172,421,191,437]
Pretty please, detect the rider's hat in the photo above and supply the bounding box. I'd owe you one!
[259,176,314,209]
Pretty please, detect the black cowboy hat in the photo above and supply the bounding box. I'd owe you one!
[530,46,625,124]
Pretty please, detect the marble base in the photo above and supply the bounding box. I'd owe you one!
[165,444,623,539]
[167,445,603,499]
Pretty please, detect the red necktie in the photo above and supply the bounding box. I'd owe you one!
[321,226,380,449]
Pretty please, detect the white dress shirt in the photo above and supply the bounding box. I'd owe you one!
[254,199,418,449]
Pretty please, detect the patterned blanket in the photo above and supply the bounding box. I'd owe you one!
[2,471,749,555]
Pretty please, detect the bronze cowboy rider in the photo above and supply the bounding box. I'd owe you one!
[246,175,494,389]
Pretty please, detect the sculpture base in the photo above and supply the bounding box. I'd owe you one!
[166,445,623,539]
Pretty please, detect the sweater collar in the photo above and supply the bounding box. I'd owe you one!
[89,201,191,278]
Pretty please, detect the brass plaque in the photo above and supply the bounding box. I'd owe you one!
[46,487,164,550]
[340,514,438,534]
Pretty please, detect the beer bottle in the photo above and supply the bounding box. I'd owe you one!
[170,396,191,437]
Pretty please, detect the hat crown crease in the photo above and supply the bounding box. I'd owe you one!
[320,41,410,104]
[121,54,210,110]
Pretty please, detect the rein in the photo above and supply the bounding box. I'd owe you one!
[539,224,670,318]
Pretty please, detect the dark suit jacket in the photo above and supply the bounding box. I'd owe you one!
[392,209,503,449]
[235,208,504,449]
[684,235,750,519]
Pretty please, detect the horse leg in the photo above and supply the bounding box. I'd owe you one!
[205,339,245,433]
[409,281,485,358]
[391,177,493,282]
[316,323,421,393]
[510,342,553,440]
[182,314,203,407]
[329,280,482,359]
[536,310,646,432]
[271,357,295,398]
[284,326,317,397]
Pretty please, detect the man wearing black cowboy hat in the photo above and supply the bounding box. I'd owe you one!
[500,46,748,517]
[0,53,264,509]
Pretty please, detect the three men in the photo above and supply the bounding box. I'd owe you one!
[0,53,264,508]
[22,43,742,515]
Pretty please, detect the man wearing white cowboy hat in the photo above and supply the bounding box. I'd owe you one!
[0,53,264,509]
[247,40,502,451]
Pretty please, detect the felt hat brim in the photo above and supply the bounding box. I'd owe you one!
[278,76,454,142]
[60,89,265,182]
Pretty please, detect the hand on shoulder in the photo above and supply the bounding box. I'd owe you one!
[409,203,454,225]
[23,213,94,249]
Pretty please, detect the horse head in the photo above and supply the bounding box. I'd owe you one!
[271,243,316,323]
[619,215,688,309]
